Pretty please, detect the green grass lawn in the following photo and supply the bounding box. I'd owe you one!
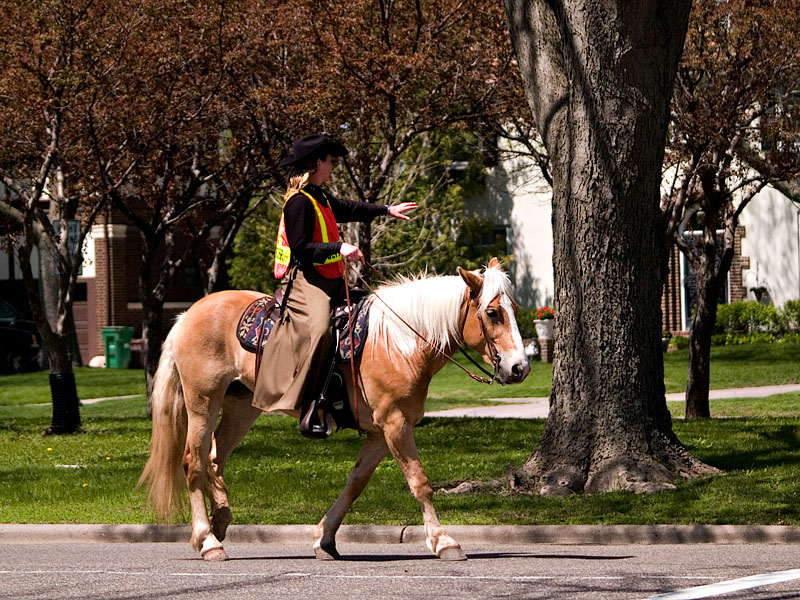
[1,343,799,526]
[0,368,145,406]
[1,395,799,525]
[426,342,800,408]
[2,343,799,411]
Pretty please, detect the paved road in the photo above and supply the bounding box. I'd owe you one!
[3,541,800,600]
[424,384,800,419]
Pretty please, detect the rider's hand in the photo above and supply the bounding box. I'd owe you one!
[388,202,417,221]
[340,242,364,264]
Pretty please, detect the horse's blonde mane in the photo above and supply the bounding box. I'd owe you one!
[367,263,513,359]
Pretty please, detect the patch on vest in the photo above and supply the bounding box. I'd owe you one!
[236,292,370,363]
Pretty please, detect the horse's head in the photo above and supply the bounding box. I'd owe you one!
[457,258,530,385]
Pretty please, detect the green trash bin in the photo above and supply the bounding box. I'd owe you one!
[102,326,134,369]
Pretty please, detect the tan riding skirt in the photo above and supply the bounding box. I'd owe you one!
[251,265,344,415]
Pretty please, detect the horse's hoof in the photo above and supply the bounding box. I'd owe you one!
[202,547,229,562]
[314,542,341,560]
[212,507,233,542]
[438,546,467,561]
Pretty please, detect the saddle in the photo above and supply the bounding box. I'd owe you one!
[236,289,370,438]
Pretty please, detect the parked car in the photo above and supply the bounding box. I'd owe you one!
[0,300,42,374]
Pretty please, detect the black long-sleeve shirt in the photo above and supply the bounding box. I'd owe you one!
[283,184,389,269]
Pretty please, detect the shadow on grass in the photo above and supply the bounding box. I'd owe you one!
[679,419,800,472]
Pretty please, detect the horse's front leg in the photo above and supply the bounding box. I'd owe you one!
[382,412,467,561]
[314,432,388,560]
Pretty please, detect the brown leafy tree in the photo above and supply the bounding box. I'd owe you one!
[94,0,268,407]
[0,0,141,433]
[503,0,718,494]
[661,0,800,419]
[226,0,522,275]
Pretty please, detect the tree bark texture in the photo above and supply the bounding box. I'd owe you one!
[504,0,717,493]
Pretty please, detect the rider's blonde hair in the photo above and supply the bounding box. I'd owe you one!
[287,170,312,194]
[286,155,322,195]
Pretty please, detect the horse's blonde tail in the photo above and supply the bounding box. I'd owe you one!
[138,313,188,521]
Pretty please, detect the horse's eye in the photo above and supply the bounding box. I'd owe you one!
[485,308,498,319]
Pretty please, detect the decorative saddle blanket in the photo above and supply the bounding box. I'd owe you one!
[236,290,371,364]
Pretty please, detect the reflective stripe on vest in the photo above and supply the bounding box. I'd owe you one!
[273,189,344,279]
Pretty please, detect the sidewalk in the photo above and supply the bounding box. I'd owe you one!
[424,383,800,419]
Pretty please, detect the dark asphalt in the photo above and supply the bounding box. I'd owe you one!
[2,542,800,600]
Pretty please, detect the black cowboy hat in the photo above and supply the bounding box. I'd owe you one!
[279,133,348,168]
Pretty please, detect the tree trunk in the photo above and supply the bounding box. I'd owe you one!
[684,220,734,419]
[44,339,82,435]
[504,0,718,494]
[18,237,81,435]
[141,301,164,418]
[139,235,167,418]
[685,259,718,419]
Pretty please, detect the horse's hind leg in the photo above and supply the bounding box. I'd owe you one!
[208,384,261,543]
[313,432,388,560]
[183,390,228,561]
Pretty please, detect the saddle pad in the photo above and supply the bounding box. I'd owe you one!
[236,293,281,353]
[334,296,370,363]
[236,292,370,363]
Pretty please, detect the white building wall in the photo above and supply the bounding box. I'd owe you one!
[740,187,800,306]
[467,153,554,309]
[473,149,800,312]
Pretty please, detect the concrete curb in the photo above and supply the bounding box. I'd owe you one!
[3,524,800,546]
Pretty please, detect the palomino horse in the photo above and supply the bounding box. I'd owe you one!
[139,259,529,561]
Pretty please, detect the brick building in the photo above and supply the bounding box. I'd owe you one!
[1,208,205,365]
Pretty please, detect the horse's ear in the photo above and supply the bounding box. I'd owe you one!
[457,266,483,296]
[488,257,500,269]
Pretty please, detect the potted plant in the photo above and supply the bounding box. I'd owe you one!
[534,306,555,339]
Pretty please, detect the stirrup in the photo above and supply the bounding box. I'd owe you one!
[300,397,333,439]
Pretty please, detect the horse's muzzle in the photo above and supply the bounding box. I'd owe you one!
[504,359,530,384]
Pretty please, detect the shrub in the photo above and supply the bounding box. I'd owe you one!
[711,332,776,346]
[780,299,800,333]
[516,306,537,339]
[715,300,781,334]
[672,335,689,350]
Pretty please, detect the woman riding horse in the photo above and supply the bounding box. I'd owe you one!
[252,133,416,419]
[139,259,530,561]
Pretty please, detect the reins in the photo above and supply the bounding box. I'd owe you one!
[341,271,361,433]
[346,261,500,385]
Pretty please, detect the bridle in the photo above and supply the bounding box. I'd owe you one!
[463,290,502,384]
[348,261,501,385]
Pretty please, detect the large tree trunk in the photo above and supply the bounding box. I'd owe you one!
[504,0,717,494]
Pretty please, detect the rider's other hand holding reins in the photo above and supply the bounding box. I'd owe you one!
[388,202,417,221]
[340,242,364,264]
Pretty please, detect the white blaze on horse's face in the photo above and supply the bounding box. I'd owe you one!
[483,291,531,384]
